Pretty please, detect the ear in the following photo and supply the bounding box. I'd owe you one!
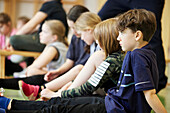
[53,35,58,41]
[87,29,93,33]
[135,30,143,41]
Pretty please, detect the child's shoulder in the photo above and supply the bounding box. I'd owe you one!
[131,44,153,55]
[105,51,124,64]
[130,44,156,62]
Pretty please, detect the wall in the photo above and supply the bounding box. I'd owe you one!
[162,0,170,83]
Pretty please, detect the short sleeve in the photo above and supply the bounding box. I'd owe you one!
[131,51,155,91]
[39,2,55,15]
[66,36,76,60]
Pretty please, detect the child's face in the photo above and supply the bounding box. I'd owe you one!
[117,28,137,51]
[39,23,54,45]
[67,19,81,38]
[0,23,10,36]
[78,29,94,45]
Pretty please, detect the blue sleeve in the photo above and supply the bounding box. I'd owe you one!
[131,51,155,91]
[98,0,128,20]
[39,2,56,15]
[66,36,76,60]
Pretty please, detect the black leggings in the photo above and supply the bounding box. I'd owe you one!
[0,75,47,90]
[7,96,106,113]
[5,58,23,76]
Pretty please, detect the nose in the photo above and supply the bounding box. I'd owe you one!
[117,34,120,41]
[39,32,42,36]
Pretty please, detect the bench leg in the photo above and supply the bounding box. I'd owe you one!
[0,55,5,78]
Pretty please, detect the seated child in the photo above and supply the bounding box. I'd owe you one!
[0,12,23,75]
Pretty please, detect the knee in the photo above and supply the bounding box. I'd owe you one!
[10,35,18,45]
[10,35,21,49]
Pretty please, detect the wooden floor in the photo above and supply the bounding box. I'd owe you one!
[3,85,170,112]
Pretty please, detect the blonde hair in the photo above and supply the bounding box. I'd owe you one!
[44,20,68,46]
[94,18,121,58]
[75,12,101,31]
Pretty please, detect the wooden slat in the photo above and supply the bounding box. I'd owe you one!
[0,50,40,57]
[0,50,40,78]
[166,59,170,63]
[0,55,5,78]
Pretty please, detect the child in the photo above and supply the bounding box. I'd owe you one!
[0,12,23,75]
[44,5,90,81]
[105,9,167,113]
[25,20,68,76]
[10,16,30,75]
[0,16,122,113]
[16,16,30,30]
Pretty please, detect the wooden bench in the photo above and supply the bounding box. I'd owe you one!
[0,50,40,78]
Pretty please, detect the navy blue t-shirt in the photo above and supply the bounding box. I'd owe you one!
[39,0,68,35]
[105,44,159,113]
[66,35,90,66]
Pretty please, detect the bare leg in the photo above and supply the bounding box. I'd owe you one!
[26,67,47,77]
[45,65,84,91]
[68,51,105,89]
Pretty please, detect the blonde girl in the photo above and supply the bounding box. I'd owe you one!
[26,20,68,76]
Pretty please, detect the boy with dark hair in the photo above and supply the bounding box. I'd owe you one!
[105,8,167,113]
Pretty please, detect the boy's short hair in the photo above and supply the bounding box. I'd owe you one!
[117,9,157,42]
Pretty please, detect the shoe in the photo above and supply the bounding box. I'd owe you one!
[0,96,11,110]
[13,68,27,78]
[19,80,39,100]
[10,55,26,63]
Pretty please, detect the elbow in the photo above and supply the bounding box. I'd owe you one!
[143,89,156,100]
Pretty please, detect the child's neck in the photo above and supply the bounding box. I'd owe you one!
[132,41,148,51]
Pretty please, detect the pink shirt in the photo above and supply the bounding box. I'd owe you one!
[0,29,17,49]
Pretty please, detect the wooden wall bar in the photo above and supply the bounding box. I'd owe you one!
[0,0,84,27]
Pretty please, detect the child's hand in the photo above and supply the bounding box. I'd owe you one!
[44,70,60,82]
[40,89,61,101]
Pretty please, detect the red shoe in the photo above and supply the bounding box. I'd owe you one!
[19,80,39,100]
